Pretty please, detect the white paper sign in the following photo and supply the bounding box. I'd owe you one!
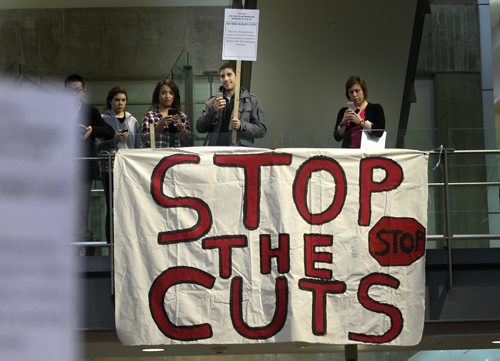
[114,147,428,347]
[222,9,260,61]
[361,130,387,150]
[0,82,78,361]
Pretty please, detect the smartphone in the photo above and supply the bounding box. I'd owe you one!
[347,101,356,111]
[78,124,87,136]
[168,108,177,116]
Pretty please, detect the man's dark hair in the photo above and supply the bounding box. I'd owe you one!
[65,74,85,88]
[219,61,237,74]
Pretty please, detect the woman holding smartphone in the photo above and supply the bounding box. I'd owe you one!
[333,75,385,148]
[101,86,142,151]
[99,86,142,243]
[142,79,191,148]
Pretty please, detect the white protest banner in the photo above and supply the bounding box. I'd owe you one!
[222,9,260,61]
[114,147,428,347]
[0,82,79,361]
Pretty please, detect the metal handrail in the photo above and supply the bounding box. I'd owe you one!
[427,148,500,289]
[427,234,500,241]
[429,181,500,186]
[78,150,500,293]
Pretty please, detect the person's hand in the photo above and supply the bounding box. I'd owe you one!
[83,125,93,140]
[161,115,187,133]
[116,130,128,139]
[342,109,352,126]
[156,116,172,131]
[212,96,226,112]
[344,109,362,125]
[231,117,241,131]
[350,109,363,125]
[163,115,174,126]
[171,115,187,133]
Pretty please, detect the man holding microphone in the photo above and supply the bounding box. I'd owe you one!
[196,61,266,146]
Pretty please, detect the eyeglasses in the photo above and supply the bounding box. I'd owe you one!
[65,87,84,95]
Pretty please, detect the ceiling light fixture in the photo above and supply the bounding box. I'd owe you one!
[142,348,165,352]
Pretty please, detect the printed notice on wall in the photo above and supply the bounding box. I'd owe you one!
[222,8,260,61]
[0,82,79,361]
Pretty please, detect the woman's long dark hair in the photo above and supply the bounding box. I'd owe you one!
[151,79,181,112]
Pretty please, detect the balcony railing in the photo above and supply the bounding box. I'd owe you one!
[76,147,500,293]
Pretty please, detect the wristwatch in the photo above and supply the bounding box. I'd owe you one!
[360,120,366,127]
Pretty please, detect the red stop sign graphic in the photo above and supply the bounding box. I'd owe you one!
[369,216,426,266]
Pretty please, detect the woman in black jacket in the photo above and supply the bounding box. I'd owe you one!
[333,75,385,148]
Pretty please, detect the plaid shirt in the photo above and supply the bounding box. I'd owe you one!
[142,109,191,148]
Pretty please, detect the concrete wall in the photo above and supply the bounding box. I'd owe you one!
[251,0,417,148]
[0,1,491,150]
[0,6,226,143]
[417,0,484,148]
[0,2,418,148]
[418,0,481,73]
[0,7,224,81]
[413,0,490,244]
